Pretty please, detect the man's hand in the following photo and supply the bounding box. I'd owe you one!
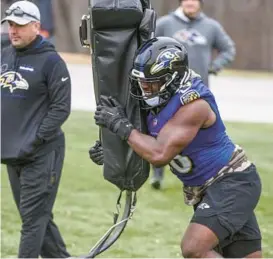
[94,96,134,141]
[89,140,104,165]
[208,67,218,75]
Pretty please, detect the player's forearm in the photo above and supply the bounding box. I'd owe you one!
[127,129,168,167]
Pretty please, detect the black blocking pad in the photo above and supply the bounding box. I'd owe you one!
[90,0,156,191]
[91,0,143,29]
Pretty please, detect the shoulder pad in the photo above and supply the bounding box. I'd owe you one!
[177,71,203,106]
[179,89,201,106]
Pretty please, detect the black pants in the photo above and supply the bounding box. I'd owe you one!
[191,164,262,258]
[7,146,70,258]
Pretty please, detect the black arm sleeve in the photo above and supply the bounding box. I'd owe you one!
[37,59,71,141]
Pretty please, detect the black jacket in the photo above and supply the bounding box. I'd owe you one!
[1,36,71,164]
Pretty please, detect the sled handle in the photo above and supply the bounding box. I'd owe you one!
[82,191,137,258]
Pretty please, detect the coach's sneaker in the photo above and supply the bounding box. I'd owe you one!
[150,166,164,190]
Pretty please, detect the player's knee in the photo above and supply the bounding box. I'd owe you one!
[181,241,205,258]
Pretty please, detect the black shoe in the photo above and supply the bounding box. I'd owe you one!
[151,180,161,190]
[150,175,163,190]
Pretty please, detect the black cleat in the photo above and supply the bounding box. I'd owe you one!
[151,180,161,190]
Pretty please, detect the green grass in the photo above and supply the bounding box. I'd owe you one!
[1,111,273,258]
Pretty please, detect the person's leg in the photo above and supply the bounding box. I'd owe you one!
[222,212,262,258]
[39,146,70,258]
[181,223,223,258]
[150,165,164,189]
[246,251,262,258]
[181,191,230,258]
[7,165,21,210]
[181,164,262,258]
[222,240,262,258]
[18,146,70,258]
[40,213,70,258]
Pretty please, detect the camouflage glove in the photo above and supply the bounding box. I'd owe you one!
[89,140,104,165]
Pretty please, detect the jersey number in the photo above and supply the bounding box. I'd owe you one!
[170,155,193,174]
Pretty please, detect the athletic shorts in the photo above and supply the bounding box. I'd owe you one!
[191,164,262,257]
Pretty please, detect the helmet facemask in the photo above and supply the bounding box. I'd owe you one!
[130,70,178,110]
[129,37,189,110]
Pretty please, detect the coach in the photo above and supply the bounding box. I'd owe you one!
[1,1,71,257]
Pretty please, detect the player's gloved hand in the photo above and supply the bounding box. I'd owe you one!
[208,67,219,75]
[94,95,134,141]
[89,140,104,165]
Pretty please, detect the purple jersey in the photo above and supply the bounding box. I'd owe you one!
[147,76,235,186]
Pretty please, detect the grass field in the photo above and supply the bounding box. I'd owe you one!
[1,111,273,258]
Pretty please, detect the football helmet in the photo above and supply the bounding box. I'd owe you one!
[130,37,189,109]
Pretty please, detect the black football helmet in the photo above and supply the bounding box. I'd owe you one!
[130,37,189,110]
